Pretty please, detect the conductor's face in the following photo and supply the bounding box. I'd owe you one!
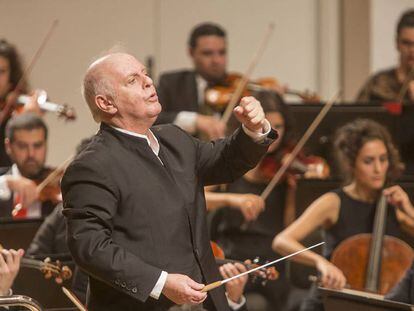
[102,54,161,125]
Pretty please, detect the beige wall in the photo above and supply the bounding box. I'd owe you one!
[1,0,330,165]
[0,0,156,165]
[340,0,414,100]
[371,0,414,71]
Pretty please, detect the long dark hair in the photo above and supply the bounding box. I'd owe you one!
[334,118,404,183]
[0,39,28,94]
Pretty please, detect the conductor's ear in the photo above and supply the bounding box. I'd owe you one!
[95,95,118,115]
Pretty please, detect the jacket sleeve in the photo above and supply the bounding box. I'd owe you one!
[196,126,277,186]
[62,159,162,302]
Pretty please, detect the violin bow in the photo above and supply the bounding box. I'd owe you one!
[202,241,324,292]
[12,154,73,217]
[0,19,59,125]
[260,91,340,200]
[397,66,414,103]
[36,154,74,193]
[220,23,275,124]
[62,286,87,311]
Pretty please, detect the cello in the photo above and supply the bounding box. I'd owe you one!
[331,193,414,295]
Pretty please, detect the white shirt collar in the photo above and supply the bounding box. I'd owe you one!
[195,74,208,106]
[111,126,160,155]
[11,164,20,177]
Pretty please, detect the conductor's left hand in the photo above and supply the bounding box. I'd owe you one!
[162,273,207,305]
[233,96,266,133]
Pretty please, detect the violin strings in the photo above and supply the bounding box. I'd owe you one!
[21,258,61,274]
[21,263,60,274]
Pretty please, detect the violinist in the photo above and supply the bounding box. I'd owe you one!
[156,23,285,140]
[209,92,297,311]
[156,22,228,140]
[0,39,43,167]
[272,119,414,311]
[0,113,58,219]
[357,9,414,102]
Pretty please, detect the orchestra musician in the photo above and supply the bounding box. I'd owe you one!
[357,9,414,102]
[0,39,43,167]
[155,22,284,140]
[0,113,59,219]
[156,22,227,140]
[208,92,299,311]
[272,118,414,311]
[62,52,277,311]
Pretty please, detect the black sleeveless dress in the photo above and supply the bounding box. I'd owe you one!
[301,188,405,311]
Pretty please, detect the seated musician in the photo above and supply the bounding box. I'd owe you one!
[356,9,414,102]
[156,22,284,140]
[0,113,58,219]
[0,39,43,167]
[0,248,23,297]
[273,118,414,311]
[208,92,301,311]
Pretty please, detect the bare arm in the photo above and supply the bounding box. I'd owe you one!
[272,192,346,289]
[205,190,265,222]
[384,185,414,237]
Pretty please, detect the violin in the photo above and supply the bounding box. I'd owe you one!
[0,245,72,284]
[330,194,414,295]
[17,90,76,121]
[1,89,76,122]
[205,73,320,111]
[210,241,278,284]
[12,166,63,218]
[259,147,330,182]
[35,167,63,204]
[20,257,72,284]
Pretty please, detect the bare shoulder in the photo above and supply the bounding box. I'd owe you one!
[305,191,341,226]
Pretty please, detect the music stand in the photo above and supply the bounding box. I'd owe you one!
[320,287,414,311]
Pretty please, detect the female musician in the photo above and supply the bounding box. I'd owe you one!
[0,39,42,167]
[272,118,414,311]
[208,91,297,311]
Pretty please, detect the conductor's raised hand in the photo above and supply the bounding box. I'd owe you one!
[162,273,207,305]
[233,96,266,133]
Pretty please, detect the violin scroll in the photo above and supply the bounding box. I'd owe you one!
[204,72,321,111]
[17,91,76,121]
[41,257,72,284]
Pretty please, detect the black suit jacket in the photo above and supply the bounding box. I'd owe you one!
[62,123,274,311]
[386,261,414,304]
[156,70,199,125]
